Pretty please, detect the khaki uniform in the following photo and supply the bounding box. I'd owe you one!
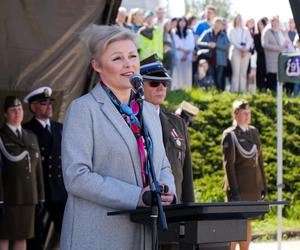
[221,125,267,201]
[160,108,194,203]
[0,124,45,239]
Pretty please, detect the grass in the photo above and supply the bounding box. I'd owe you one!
[252,216,300,241]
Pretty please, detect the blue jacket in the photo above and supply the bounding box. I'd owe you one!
[198,29,229,66]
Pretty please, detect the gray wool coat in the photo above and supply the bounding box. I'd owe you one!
[60,84,175,250]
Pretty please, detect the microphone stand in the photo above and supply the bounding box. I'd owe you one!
[135,90,168,250]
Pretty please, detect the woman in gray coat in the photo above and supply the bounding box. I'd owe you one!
[60,25,176,250]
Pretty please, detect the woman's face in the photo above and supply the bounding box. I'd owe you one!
[5,105,24,127]
[92,40,140,92]
[134,10,144,24]
[235,15,243,27]
[235,108,251,126]
[179,18,187,29]
[271,18,280,30]
[257,20,265,33]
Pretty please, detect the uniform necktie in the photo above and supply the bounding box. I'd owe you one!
[45,124,51,134]
[16,129,21,139]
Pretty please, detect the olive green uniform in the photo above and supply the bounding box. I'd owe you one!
[160,108,194,203]
[221,125,267,201]
[0,125,45,239]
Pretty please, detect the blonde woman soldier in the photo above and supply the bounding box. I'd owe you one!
[221,99,267,250]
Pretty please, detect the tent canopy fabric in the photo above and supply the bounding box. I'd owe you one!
[0,0,121,123]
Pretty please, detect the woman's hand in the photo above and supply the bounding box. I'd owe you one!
[137,183,175,207]
[159,182,175,206]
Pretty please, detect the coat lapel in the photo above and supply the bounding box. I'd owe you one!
[2,124,25,146]
[91,84,143,186]
[143,102,162,175]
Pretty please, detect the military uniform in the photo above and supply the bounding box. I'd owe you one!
[0,124,45,239]
[221,125,267,201]
[160,108,194,203]
[23,118,67,231]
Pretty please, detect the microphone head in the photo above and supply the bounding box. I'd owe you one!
[129,74,144,97]
[129,74,143,89]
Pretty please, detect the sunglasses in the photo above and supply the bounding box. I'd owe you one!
[149,81,168,88]
[36,100,53,106]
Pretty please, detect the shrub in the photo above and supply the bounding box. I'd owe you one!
[165,88,300,219]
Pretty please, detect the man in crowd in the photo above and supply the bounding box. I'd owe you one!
[23,87,67,250]
[138,11,164,60]
[194,5,216,40]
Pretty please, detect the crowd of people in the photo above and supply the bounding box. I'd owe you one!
[0,3,290,250]
[117,5,300,95]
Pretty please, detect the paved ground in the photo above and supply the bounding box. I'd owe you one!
[249,240,300,250]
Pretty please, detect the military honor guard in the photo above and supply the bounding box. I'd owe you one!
[0,96,45,250]
[141,54,195,204]
[23,87,67,249]
[221,99,267,250]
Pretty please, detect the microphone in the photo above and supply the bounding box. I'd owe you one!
[130,74,144,99]
[142,185,170,206]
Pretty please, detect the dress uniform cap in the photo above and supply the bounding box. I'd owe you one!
[4,96,22,112]
[23,86,54,104]
[232,99,249,113]
[179,101,199,116]
[140,54,172,82]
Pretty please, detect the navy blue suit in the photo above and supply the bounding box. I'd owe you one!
[23,118,67,249]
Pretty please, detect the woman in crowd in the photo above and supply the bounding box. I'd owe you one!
[228,13,253,93]
[245,18,257,92]
[198,17,229,90]
[172,17,195,90]
[60,24,175,250]
[127,8,144,33]
[254,17,268,90]
[261,15,292,91]
[221,99,267,250]
[0,96,45,250]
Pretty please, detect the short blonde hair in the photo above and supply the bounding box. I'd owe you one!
[80,24,138,61]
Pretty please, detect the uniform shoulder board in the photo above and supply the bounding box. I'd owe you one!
[223,126,235,135]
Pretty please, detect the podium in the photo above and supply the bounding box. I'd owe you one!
[108,201,288,250]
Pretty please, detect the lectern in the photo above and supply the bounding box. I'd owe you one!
[108,201,288,250]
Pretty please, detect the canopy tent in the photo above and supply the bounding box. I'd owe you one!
[0,0,121,124]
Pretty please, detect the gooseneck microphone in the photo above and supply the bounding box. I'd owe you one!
[129,73,144,99]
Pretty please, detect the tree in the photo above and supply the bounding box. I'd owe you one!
[185,0,232,18]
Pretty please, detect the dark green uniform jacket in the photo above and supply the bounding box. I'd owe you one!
[160,108,194,203]
[0,124,45,205]
[221,125,267,201]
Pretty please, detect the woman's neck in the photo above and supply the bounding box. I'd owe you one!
[238,123,249,130]
[110,87,131,104]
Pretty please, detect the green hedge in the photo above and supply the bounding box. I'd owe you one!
[165,89,300,219]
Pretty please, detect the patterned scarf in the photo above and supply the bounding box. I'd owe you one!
[101,83,148,187]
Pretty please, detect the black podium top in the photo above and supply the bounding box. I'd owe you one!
[108,201,289,224]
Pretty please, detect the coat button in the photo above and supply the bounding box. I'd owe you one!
[41,147,45,151]
[48,174,52,178]
[42,157,44,161]
[49,156,52,159]
[58,174,61,178]
[49,165,52,169]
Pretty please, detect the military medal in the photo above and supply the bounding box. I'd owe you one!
[171,128,182,146]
